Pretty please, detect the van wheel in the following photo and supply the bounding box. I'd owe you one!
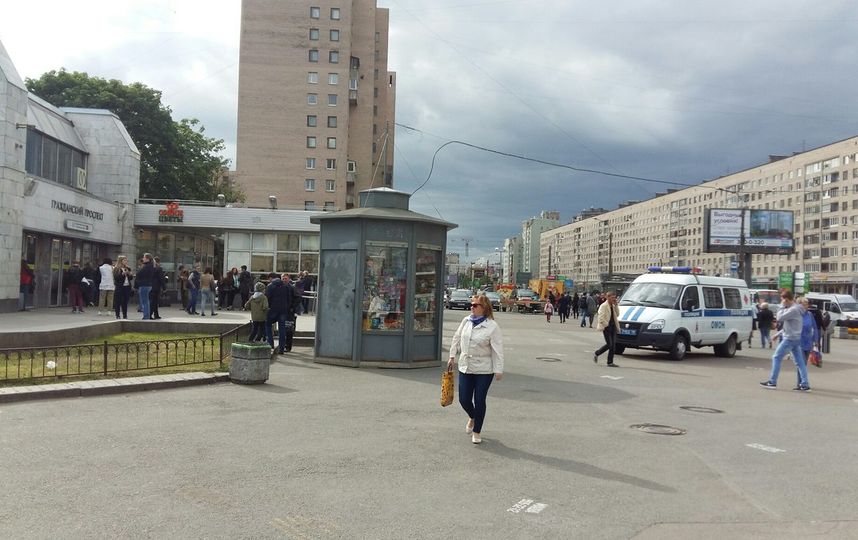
[669,334,688,361]
[714,334,737,357]
[614,344,626,355]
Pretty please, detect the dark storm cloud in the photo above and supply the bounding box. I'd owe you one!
[386,0,858,260]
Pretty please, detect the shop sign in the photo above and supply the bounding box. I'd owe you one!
[51,200,104,221]
[159,202,184,223]
[65,219,93,233]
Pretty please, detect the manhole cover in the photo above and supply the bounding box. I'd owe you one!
[630,423,687,436]
[535,357,561,362]
[679,406,724,414]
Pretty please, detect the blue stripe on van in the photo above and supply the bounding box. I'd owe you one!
[702,309,753,317]
[622,307,635,320]
[630,307,646,321]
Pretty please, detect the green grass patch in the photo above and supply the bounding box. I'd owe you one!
[0,331,247,385]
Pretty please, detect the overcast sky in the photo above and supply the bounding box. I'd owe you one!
[3,1,857,263]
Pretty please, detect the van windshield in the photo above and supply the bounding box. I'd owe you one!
[839,302,858,312]
[620,282,682,308]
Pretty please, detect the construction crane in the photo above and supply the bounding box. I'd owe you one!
[450,237,474,258]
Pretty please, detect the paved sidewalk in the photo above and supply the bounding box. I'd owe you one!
[0,371,230,403]
[0,305,316,335]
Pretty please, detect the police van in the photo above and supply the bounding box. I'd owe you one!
[614,267,754,361]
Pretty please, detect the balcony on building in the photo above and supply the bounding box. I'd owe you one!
[349,56,360,105]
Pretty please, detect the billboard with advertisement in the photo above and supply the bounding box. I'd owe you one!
[704,208,794,254]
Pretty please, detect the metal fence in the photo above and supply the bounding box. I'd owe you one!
[0,323,251,383]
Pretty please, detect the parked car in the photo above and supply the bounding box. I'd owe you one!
[447,289,473,310]
[483,291,502,312]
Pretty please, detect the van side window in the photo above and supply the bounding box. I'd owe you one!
[829,303,841,314]
[723,288,742,309]
[703,287,723,308]
[681,286,700,310]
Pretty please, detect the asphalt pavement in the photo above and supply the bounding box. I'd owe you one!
[1,308,857,539]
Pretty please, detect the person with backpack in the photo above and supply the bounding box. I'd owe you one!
[244,281,269,342]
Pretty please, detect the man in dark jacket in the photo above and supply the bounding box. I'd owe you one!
[135,253,156,320]
[148,256,167,319]
[239,265,253,309]
[557,292,571,323]
[65,261,86,313]
[265,272,297,354]
[756,302,775,349]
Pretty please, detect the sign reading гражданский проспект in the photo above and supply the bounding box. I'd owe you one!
[51,200,104,221]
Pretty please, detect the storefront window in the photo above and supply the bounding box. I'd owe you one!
[276,252,299,274]
[362,242,407,332]
[137,230,156,258]
[300,253,319,274]
[251,253,274,274]
[252,233,275,251]
[300,234,320,252]
[227,252,250,272]
[414,247,440,332]
[277,233,299,251]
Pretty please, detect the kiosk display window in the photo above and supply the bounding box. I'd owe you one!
[414,246,440,332]
[363,242,407,331]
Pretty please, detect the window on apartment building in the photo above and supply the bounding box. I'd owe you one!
[374,68,379,80]
[328,73,338,85]
[324,201,336,210]
[309,28,320,40]
[309,49,319,62]
[307,136,317,148]
[373,124,377,135]
[375,50,380,61]
[305,201,316,210]
[347,160,356,173]
[330,29,340,41]
[331,7,340,19]
[326,180,336,192]
[327,116,337,128]
[373,105,378,116]
[326,158,336,170]
[374,87,379,98]
[307,115,317,127]
[375,31,380,42]
[305,179,316,191]
[307,93,317,105]
[306,158,316,170]
[310,6,320,18]
[329,50,339,63]
[328,94,338,106]
[327,137,337,149]
[307,72,318,84]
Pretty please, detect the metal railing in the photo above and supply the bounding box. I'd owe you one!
[0,323,251,384]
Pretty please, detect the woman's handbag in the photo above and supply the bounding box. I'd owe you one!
[809,347,822,368]
[440,366,454,407]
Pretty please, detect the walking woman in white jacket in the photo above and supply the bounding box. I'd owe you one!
[447,294,504,444]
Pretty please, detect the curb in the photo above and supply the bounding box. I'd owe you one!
[0,372,230,404]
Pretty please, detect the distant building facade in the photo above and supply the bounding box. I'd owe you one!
[540,136,858,295]
[520,211,560,281]
[235,0,396,211]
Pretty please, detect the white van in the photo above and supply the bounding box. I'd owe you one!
[804,293,858,323]
[615,267,753,361]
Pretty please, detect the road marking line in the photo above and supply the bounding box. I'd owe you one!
[507,499,533,513]
[525,503,548,514]
[746,443,786,453]
[600,375,624,380]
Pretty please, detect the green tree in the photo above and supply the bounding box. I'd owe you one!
[26,69,242,202]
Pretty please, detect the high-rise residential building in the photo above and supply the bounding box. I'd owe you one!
[235,0,396,210]
[539,135,858,296]
[520,211,560,281]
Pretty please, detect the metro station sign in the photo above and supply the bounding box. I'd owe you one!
[158,201,184,223]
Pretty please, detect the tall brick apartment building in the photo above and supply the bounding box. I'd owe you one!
[236,0,396,210]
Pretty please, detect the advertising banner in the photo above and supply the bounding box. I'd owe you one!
[704,208,795,254]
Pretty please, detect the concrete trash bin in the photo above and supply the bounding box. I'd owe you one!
[229,343,272,384]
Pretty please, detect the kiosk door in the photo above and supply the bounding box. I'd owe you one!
[317,250,357,359]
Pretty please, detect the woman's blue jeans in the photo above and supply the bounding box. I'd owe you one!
[458,372,494,434]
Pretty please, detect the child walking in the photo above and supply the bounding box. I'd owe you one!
[244,282,269,342]
[544,300,554,323]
